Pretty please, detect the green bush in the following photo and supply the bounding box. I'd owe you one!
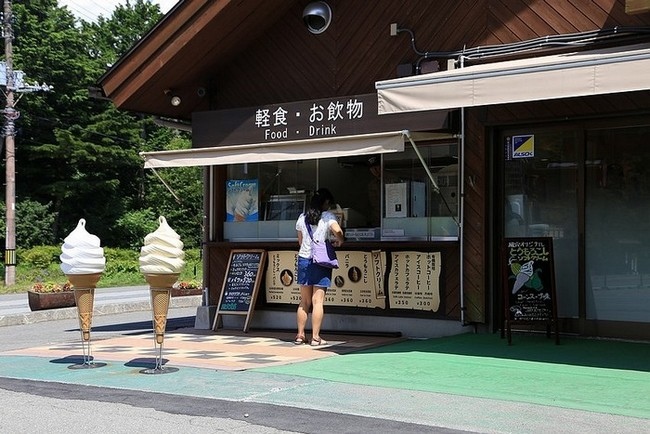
[113,209,159,250]
[0,200,56,248]
[1,246,202,293]
[19,246,61,268]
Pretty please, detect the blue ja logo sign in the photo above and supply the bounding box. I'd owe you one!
[512,134,534,159]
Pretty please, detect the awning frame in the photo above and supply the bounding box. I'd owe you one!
[376,43,650,113]
[141,130,411,169]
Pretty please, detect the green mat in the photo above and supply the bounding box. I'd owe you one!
[258,333,650,419]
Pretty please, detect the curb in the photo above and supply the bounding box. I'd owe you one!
[0,295,202,327]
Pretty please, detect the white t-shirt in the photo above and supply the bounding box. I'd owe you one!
[296,211,337,259]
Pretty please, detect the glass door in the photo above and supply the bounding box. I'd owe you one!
[585,125,650,323]
[501,130,580,318]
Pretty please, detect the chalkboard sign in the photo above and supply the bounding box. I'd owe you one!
[212,249,267,332]
[502,237,559,345]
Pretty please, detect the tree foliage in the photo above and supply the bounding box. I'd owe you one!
[0,0,203,251]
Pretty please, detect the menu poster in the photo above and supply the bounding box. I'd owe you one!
[389,251,441,312]
[325,251,386,309]
[265,250,387,309]
[265,251,301,304]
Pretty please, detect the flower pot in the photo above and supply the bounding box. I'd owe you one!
[171,286,202,297]
[27,290,76,311]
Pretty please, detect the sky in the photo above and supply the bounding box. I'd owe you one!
[59,0,178,23]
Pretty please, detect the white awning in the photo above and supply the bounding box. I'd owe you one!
[141,130,408,168]
[376,43,650,114]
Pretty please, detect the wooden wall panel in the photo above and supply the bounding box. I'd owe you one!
[213,0,650,108]
[462,110,488,323]
[214,0,492,107]
[484,91,650,125]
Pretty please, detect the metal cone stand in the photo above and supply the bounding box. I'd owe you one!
[141,274,179,374]
[68,273,106,369]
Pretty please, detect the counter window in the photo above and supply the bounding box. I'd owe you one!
[224,142,459,241]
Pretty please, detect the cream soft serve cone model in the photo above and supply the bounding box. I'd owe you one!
[140,216,185,344]
[139,216,185,276]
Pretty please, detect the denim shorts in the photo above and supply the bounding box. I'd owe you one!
[297,256,331,289]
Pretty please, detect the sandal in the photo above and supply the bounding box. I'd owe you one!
[310,337,327,346]
[294,335,307,345]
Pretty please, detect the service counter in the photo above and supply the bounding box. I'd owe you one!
[203,240,462,330]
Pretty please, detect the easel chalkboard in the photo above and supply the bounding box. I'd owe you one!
[502,237,559,345]
[212,249,267,333]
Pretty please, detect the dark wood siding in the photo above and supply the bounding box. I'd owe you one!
[212,0,650,109]
[463,110,489,323]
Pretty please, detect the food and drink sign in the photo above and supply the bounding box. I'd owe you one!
[265,250,441,311]
[193,93,452,148]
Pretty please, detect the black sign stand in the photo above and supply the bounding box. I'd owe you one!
[502,237,559,345]
[212,249,267,333]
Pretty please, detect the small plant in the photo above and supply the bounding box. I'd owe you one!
[31,281,72,293]
[174,280,202,290]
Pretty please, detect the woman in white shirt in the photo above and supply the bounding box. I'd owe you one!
[294,188,344,346]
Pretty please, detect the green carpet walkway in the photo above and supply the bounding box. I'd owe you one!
[257,333,650,419]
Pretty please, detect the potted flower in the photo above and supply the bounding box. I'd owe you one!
[172,280,203,297]
[28,281,76,311]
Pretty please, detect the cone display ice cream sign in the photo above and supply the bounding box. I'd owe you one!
[60,219,106,342]
[70,274,101,340]
[146,275,177,344]
[140,216,185,345]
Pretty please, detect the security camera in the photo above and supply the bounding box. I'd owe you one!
[303,1,332,34]
[197,87,206,97]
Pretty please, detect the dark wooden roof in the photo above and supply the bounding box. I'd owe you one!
[99,0,301,121]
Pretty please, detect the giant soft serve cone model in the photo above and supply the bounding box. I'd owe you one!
[139,216,185,350]
[60,219,106,365]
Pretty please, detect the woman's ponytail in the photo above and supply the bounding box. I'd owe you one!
[305,188,334,225]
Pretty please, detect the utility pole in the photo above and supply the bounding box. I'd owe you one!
[1,1,51,285]
[3,0,15,285]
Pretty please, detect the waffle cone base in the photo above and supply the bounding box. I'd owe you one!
[74,288,95,341]
[144,273,179,289]
[150,288,171,344]
[67,273,102,289]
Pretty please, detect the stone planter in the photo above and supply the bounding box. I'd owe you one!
[27,290,76,311]
[171,286,202,297]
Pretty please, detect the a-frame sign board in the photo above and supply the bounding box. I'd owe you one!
[502,237,560,345]
[212,249,267,333]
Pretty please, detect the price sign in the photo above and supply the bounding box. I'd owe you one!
[388,251,441,312]
[213,249,266,332]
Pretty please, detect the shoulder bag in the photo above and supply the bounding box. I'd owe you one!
[305,216,339,269]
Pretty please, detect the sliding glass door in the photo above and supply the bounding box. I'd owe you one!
[585,125,650,323]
